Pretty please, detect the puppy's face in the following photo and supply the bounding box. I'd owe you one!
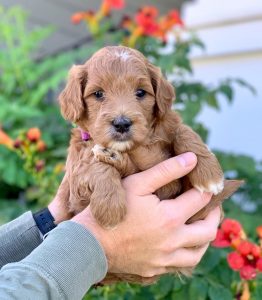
[59,46,175,151]
[81,50,156,151]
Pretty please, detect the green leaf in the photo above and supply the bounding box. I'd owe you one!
[174,54,192,73]
[158,55,175,73]
[152,275,174,297]
[252,282,262,300]
[219,85,233,102]
[213,260,234,288]
[206,93,220,110]
[0,146,29,188]
[181,100,202,125]
[192,123,209,142]
[0,199,27,225]
[208,285,232,300]
[197,248,221,274]
[0,102,41,123]
[191,37,205,50]
[172,285,189,300]
[235,78,256,95]
[189,277,208,300]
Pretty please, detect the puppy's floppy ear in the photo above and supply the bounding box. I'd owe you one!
[58,65,87,122]
[147,62,175,119]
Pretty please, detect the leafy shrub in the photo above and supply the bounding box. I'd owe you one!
[0,5,99,205]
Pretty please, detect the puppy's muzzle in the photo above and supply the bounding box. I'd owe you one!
[112,116,132,134]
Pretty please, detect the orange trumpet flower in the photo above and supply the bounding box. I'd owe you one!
[0,128,14,149]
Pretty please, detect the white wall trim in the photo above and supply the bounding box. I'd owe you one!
[187,14,262,31]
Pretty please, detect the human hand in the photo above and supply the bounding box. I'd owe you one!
[72,152,221,277]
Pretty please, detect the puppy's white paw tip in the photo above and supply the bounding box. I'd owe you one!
[91,144,105,161]
[92,144,103,154]
[208,180,224,195]
[194,180,224,195]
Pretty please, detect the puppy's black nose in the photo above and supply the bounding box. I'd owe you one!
[112,116,132,133]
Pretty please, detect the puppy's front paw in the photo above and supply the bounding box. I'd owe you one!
[194,179,224,195]
[91,194,127,229]
[92,144,122,163]
[188,154,224,195]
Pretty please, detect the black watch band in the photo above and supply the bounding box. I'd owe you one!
[33,207,57,236]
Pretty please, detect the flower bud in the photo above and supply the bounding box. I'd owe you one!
[27,128,41,142]
[35,160,45,172]
[36,140,46,152]
[71,12,85,24]
[13,139,22,149]
[256,226,262,239]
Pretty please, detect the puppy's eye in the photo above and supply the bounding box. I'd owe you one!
[135,89,146,99]
[93,90,104,100]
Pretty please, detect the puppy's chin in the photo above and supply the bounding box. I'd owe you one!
[108,140,133,152]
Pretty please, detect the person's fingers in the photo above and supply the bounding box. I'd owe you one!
[123,152,197,195]
[161,188,213,223]
[194,206,221,231]
[139,243,210,277]
[177,207,221,248]
[164,243,209,270]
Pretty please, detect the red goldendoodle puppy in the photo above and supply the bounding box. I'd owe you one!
[58,46,242,284]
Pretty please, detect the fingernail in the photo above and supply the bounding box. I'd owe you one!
[175,152,197,167]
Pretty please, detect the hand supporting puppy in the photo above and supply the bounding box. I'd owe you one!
[49,152,220,282]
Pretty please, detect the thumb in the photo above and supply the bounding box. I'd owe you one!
[123,152,197,195]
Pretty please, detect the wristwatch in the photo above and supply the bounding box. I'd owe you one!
[33,207,57,236]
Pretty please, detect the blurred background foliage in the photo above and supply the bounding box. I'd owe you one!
[0,3,262,300]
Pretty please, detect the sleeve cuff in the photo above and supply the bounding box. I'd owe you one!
[17,221,108,299]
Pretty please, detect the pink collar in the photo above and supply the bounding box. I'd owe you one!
[80,129,91,141]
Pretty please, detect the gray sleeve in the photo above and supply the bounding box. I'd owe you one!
[0,211,42,268]
[0,221,108,300]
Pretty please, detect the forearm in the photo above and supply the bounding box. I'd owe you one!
[0,211,42,268]
[0,221,107,300]
[0,177,71,269]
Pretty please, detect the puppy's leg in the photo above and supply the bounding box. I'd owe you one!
[69,161,126,227]
[88,162,126,228]
[173,124,224,195]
